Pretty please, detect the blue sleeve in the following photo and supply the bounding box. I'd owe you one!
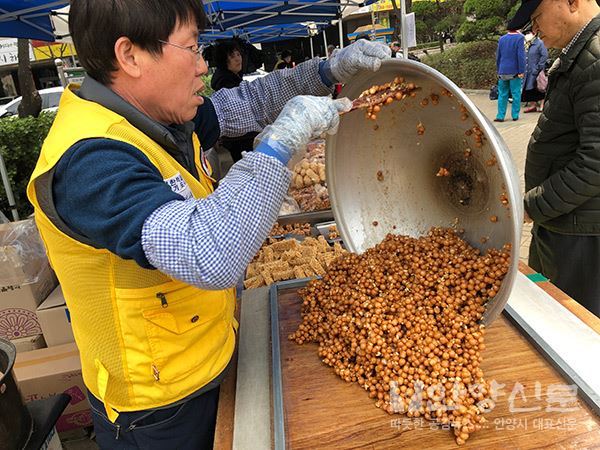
[538,44,548,73]
[318,60,335,87]
[211,57,332,138]
[496,39,501,72]
[518,37,526,74]
[53,139,183,268]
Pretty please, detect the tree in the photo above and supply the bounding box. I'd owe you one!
[16,38,41,118]
[412,0,465,50]
[456,0,518,42]
[388,0,409,45]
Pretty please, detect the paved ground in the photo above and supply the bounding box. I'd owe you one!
[465,90,538,264]
[57,91,540,450]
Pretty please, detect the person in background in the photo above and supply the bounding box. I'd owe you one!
[522,30,548,112]
[210,39,257,162]
[274,49,294,69]
[495,27,526,122]
[327,44,336,58]
[26,0,392,446]
[390,41,402,58]
[233,36,263,75]
[210,39,243,90]
[509,0,600,318]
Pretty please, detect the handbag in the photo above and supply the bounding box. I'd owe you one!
[489,85,498,100]
[536,70,548,93]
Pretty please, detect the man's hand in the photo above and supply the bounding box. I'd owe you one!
[254,96,352,164]
[324,40,391,84]
[524,211,533,223]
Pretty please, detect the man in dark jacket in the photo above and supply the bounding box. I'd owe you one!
[509,0,600,317]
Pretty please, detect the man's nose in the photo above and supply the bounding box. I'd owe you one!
[196,56,208,76]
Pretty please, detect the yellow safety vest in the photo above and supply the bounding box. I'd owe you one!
[27,85,236,422]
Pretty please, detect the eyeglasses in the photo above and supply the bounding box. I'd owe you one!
[158,40,205,60]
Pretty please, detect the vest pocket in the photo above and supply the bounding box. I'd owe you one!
[144,287,228,383]
[116,280,230,385]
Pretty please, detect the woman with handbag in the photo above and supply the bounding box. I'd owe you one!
[522,31,548,112]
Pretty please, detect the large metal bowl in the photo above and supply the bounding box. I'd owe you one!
[326,59,523,325]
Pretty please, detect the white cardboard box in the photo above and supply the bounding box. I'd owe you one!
[37,286,74,347]
[14,342,92,432]
[0,261,58,340]
[12,333,47,353]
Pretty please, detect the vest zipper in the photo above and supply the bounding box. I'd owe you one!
[156,292,168,308]
[115,424,121,440]
[152,364,160,381]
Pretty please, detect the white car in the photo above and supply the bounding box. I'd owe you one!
[0,86,64,118]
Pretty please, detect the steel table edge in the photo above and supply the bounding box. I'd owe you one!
[503,303,600,416]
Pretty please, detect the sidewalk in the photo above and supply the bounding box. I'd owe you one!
[466,91,538,264]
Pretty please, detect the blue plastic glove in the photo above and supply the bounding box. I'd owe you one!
[321,39,391,85]
[255,95,352,165]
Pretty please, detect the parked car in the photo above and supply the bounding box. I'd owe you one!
[0,86,64,118]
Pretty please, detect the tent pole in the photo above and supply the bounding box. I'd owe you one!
[400,0,408,58]
[338,18,344,49]
[310,36,314,58]
[323,29,328,57]
[69,43,76,67]
[0,153,19,221]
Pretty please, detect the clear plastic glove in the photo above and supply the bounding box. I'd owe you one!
[254,95,352,165]
[325,39,391,84]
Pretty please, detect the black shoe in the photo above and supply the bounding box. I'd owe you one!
[494,118,504,122]
[512,118,519,121]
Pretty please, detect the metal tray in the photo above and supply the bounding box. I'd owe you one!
[314,220,343,244]
[269,278,314,450]
[268,278,600,450]
[277,209,334,226]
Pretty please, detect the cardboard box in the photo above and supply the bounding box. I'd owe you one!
[12,333,47,353]
[37,286,75,347]
[14,343,92,432]
[0,261,58,340]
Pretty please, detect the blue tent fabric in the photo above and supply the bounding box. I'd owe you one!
[205,0,342,31]
[200,22,326,44]
[0,0,68,41]
[0,0,367,43]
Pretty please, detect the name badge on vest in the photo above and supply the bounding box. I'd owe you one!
[164,172,193,199]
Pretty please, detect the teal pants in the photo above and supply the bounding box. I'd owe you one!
[496,77,522,120]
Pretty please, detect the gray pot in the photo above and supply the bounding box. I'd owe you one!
[326,59,523,325]
[0,338,32,450]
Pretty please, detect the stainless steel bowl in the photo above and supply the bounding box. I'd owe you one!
[326,59,523,324]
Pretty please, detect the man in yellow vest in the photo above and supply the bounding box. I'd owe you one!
[27,0,390,448]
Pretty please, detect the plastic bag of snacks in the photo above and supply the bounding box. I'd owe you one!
[285,140,330,214]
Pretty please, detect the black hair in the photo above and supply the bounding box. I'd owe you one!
[70,0,206,85]
[281,49,292,59]
[213,39,242,70]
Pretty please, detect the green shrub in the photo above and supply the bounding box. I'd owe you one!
[0,112,56,219]
[201,74,213,97]
[423,41,498,89]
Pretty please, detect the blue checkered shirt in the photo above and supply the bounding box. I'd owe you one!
[142,58,332,290]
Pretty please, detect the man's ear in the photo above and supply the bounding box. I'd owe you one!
[114,36,142,78]
[567,0,577,11]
